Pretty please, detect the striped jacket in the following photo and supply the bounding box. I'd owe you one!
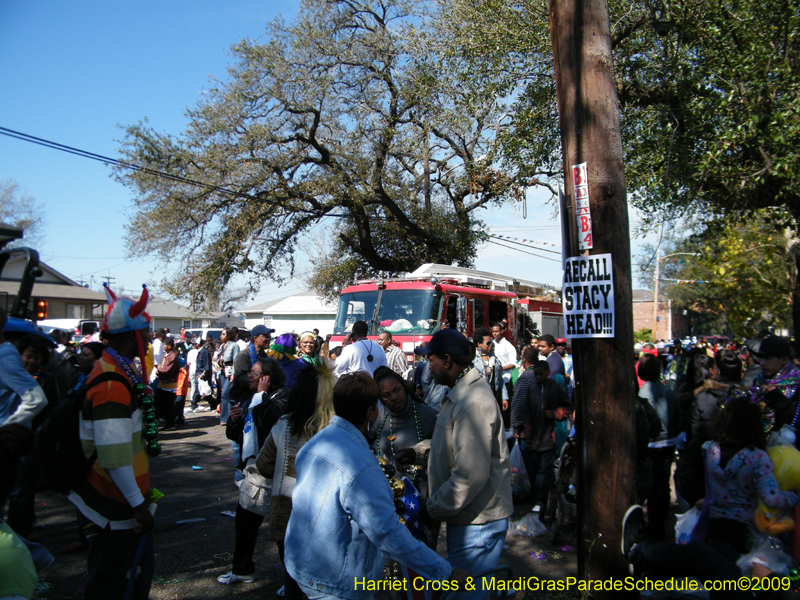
[68,352,152,529]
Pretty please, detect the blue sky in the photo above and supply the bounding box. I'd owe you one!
[0,1,654,307]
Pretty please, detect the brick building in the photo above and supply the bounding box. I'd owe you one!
[631,289,690,341]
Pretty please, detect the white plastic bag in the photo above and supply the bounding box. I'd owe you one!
[508,514,547,537]
[674,507,700,545]
[509,442,531,500]
[197,378,212,397]
[736,536,794,575]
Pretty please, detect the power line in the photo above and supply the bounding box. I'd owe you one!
[482,233,561,255]
[484,239,561,262]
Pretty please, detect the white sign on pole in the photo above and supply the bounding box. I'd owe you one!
[572,162,593,250]
[562,253,614,338]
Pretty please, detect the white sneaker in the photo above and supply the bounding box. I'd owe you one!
[277,585,286,597]
[217,571,255,584]
[531,504,541,513]
[197,406,211,412]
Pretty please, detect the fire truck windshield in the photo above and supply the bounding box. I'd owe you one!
[333,289,442,336]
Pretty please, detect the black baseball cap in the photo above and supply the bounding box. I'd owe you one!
[414,328,471,357]
[755,335,791,359]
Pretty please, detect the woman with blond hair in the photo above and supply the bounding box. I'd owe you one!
[256,364,335,598]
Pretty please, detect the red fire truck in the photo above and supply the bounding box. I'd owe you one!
[329,264,562,360]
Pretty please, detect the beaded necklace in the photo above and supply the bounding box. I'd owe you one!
[451,365,473,389]
[375,399,424,460]
[749,362,800,434]
[106,348,161,457]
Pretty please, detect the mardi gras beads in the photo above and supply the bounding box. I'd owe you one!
[136,383,161,457]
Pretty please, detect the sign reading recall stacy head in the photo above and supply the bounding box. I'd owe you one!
[562,254,614,338]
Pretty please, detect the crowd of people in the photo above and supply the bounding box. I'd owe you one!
[624,334,800,595]
[4,284,800,599]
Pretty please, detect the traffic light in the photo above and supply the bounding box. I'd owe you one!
[34,298,47,321]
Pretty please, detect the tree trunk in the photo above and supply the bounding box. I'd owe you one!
[549,0,637,592]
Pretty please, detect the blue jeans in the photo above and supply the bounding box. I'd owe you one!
[443,518,509,600]
[220,375,232,423]
[298,585,346,600]
[518,440,556,507]
[84,526,154,600]
[21,535,54,573]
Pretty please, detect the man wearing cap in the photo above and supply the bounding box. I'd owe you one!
[554,338,573,397]
[333,320,387,377]
[233,325,274,378]
[0,307,47,428]
[69,285,157,600]
[749,335,800,430]
[402,329,512,600]
[742,337,764,388]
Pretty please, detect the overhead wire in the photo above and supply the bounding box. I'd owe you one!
[484,239,561,262]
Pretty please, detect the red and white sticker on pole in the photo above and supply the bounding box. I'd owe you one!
[573,162,593,250]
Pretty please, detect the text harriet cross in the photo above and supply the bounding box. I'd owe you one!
[562,254,615,339]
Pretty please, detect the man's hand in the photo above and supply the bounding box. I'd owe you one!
[133,503,154,534]
[448,567,472,588]
[393,448,417,471]
[502,399,509,411]
[257,375,271,393]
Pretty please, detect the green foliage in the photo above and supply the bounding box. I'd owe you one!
[437,0,800,222]
[116,0,519,301]
[643,212,798,336]
[633,327,654,343]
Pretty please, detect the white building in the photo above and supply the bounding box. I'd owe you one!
[241,291,336,336]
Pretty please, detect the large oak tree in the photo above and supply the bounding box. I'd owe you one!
[116,0,521,301]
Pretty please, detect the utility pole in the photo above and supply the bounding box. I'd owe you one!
[652,223,663,341]
[550,0,636,589]
[102,274,116,288]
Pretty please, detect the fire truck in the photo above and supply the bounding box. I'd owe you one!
[329,264,563,360]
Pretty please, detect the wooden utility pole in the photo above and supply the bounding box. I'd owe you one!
[549,0,636,590]
[652,223,663,341]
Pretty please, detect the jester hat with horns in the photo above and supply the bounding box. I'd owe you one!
[102,283,151,334]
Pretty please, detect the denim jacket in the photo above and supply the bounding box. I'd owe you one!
[284,416,453,600]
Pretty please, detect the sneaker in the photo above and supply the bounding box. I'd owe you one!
[277,585,286,597]
[531,504,541,513]
[197,406,211,412]
[622,505,645,560]
[217,571,255,584]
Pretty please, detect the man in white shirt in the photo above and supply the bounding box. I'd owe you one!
[233,327,248,352]
[150,328,166,383]
[491,322,517,398]
[334,321,387,377]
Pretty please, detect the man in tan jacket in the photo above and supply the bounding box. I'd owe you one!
[401,329,512,600]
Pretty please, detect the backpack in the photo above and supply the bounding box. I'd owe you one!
[36,371,134,494]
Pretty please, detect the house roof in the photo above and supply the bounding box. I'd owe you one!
[147,296,216,320]
[0,281,107,302]
[240,296,285,314]
[243,290,336,316]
